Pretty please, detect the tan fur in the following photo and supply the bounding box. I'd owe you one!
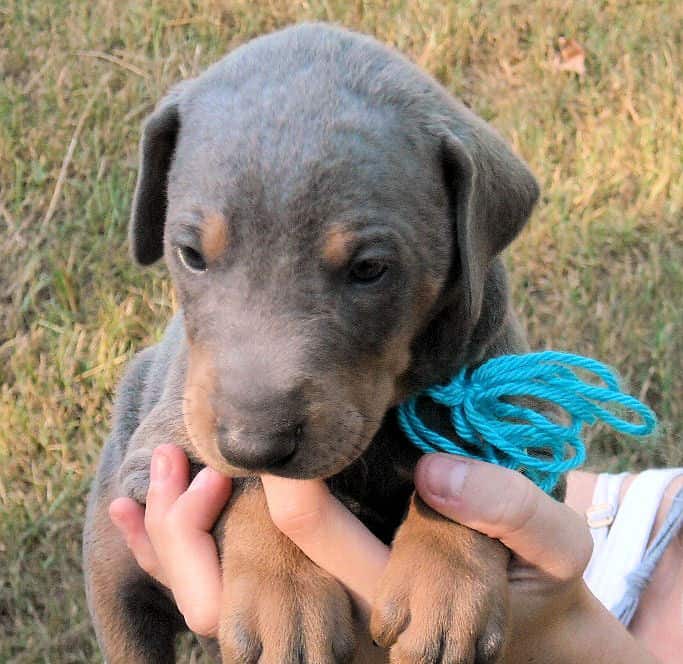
[201,212,229,262]
[322,226,357,268]
[388,276,443,404]
[371,496,510,662]
[219,484,361,663]
[183,342,243,476]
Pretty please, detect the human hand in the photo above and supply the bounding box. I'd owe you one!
[263,455,657,663]
[108,444,231,637]
[109,443,384,635]
[110,447,657,662]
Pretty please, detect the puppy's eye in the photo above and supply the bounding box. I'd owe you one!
[348,259,388,285]
[176,245,207,273]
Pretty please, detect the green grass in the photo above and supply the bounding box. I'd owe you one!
[1,1,681,661]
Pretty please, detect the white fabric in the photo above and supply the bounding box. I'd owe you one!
[583,468,683,612]
[583,472,629,583]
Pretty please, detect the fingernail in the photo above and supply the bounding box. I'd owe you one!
[423,456,469,500]
[151,450,171,481]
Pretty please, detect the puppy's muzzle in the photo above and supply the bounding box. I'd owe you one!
[217,421,303,470]
[213,385,306,471]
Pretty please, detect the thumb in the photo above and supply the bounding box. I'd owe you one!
[415,454,593,580]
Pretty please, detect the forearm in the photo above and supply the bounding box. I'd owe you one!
[506,585,660,664]
[572,591,660,664]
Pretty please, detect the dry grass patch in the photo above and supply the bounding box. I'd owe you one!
[1,1,681,661]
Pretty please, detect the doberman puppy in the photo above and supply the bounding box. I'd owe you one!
[83,23,542,664]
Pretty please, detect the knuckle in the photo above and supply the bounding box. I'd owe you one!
[269,497,328,540]
[571,516,595,577]
[143,478,162,506]
[271,505,326,539]
[155,503,193,543]
[143,498,168,537]
[492,474,540,539]
[544,502,594,581]
[142,508,156,536]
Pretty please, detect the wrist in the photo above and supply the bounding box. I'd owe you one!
[505,583,659,664]
[571,589,660,664]
[544,584,659,664]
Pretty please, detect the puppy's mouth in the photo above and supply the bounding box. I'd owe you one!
[217,407,374,480]
[263,436,367,480]
[264,446,298,471]
[185,364,388,479]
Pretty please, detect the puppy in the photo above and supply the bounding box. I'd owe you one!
[84,23,541,664]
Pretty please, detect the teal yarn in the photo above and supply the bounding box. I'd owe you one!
[397,351,657,493]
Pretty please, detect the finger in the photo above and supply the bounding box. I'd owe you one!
[109,497,168,586]
[262,475,390,614]
[140,451,229,637]
[415,454,593,580]
[162,525,224,637]
[170,467,232,531]
[144,444,190,536]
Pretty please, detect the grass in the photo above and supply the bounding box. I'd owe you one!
[1,0,681,661]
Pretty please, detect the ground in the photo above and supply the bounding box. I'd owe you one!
[1,1,681,661]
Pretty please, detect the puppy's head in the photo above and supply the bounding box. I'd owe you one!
[130,24,539,478]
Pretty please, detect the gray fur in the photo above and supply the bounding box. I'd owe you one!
[85,22,541,663]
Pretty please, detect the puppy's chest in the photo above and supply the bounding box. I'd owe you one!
[326,415,420,545]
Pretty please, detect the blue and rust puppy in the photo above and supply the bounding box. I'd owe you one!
[83,23,540,664]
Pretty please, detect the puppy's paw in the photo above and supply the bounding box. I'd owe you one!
[370,533,508,664]
[118,448,153,504]
[219,566,356,664]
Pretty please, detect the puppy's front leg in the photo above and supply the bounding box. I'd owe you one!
[117,396,195,503]
[371,495,510,664]
[117,345,199,504]
[219,481,357,664]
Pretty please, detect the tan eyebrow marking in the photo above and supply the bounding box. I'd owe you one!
[322,226,357,268]
[200,212,229,262]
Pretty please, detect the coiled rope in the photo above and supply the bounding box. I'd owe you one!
[397,352,657,493]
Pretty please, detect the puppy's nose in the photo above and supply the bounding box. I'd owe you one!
[217,421,302,471]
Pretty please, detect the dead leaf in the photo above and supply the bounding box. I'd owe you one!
[552,37,586,76]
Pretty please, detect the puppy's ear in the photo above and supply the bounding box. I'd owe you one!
[441,113,539,322]
[129,83,188,265]
[399,107,538,394]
